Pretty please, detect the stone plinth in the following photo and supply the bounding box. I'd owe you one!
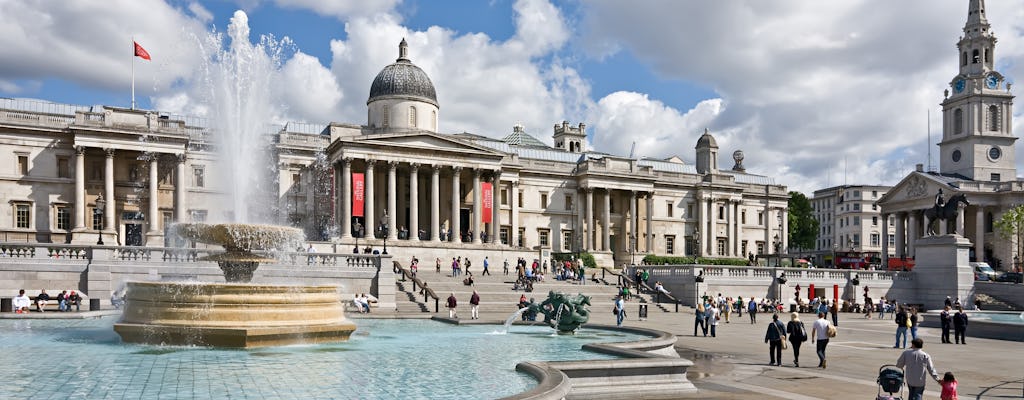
[912,234,975,310]
[114,281,356,347]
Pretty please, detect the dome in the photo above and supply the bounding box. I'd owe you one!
[695,128,718,149]
[367,39,438,107]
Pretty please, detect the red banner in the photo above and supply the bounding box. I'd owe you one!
[352,173,365,217]
[482,182,493,223]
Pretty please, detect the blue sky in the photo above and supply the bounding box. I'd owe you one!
[1,0,1022,194]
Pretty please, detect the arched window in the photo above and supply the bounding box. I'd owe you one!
[985,48,991,63]
[408,106,417,127]
[989,105,999,131]
[382,107,389,128]
[972,49,980,64]
[961,52,968,66]
[954,108,964,134]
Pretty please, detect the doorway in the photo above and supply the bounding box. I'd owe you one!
[459,209,470,241]
[125,224,143,246]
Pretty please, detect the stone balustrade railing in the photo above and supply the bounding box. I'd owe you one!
[644,264,913,283]
[0,242,384,269]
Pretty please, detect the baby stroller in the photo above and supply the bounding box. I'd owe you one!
[876,364,904,400]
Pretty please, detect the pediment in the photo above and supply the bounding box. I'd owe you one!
[877,172,956,207]
[344,132,507,158]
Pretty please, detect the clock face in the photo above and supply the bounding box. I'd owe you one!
[952,150,962,162]
[989,146,1002,160]
[955,79,966,93]
[986,74,999,89]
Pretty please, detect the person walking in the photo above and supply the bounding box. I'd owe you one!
[470,290,480,320]
[747,298,758,324]
[724,297,733,323]
[878,297,888,319]
[896,338,941,400]
[895,306,910,348]
[830,300,839,327]
[810,312,834,369]
[764,313,786,366]
[939,305,952,343]
[786,312,808,367]
[736,296,744,318]
[910,307,920,340]
[708,302,721,337]
[952,306,968,344]
[503,259,509,276]
[694,303,707,336]
[482,257,491,276]
[436,257,442,274]
[446,292,458,318]
[615,295,626,327]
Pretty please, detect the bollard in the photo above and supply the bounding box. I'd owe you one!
[638,304,648,321]
[89,298,101,311]
[1,297,11,313]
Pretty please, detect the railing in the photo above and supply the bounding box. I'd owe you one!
[393,261,439,312]
[604,267,681,312]
[653,264,912,283]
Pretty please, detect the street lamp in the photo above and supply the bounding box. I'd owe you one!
[94,194,106,246]
[832,243,839,268]
[381,210,389,255]
[693,229,701,259]
[773,234,780,267]
[352,220,362,253]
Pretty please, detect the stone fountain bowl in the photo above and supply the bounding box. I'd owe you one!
[173,223,304,252]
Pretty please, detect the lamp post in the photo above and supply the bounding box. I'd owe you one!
[832,243,839,268]
[693,229,701,259]
[381,210,389,255]
[94,193,106,246]
[773,234,780,267]
[353,221,362,253]
[851,273,860,305]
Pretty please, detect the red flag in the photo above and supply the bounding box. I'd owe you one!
[352,173,365,217]
[481,182,493,223]
[134,41,151,60]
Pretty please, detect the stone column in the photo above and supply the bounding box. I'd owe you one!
[103,148,115,233]
[73,146,86,231]
[956,206,965,235]
[341,158,352,239]
[908,211,918,258]
[630,191,637,253]
[975,207,985,262]
[584,188,594,251]
[365,160,375,239]
[147,154,160,235]
[602,189,611,252]
[881,213,890,267]
[175,153,187,223]
[697,196,707,256]
[781,209,789,252]
[491,171,501,244]
[387,161,397,240]
[431,165,441,242]
[451,167,462,242]
[733,202,741,256]
[708,199,717,256]
[409,163,419,241]
[726,200,735,257]
[473,168,482,244]
[511,182,520,247]
[895,212,905,259]
[646,193,654,252]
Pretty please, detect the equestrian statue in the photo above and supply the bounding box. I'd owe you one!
[923,189,969,235]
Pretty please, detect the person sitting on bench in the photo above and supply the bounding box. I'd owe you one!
[13,289,31,313]
[35,289,51,312]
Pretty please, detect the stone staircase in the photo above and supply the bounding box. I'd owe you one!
[392,263,684,316]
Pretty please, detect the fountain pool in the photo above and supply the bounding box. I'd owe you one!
[0,318,644,399]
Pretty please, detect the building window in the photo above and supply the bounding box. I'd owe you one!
[757,211,764,225]
[989,105,999,131]
[610,198,616,214]
[687,204,694,219]
[972,49,980,64]
[518,227,525,247]
[954,108,963,134]
[854,216,860,226]
[563,230,572,251]
[666,235,675,254]
[540,193,548,209]
[500,227,509,245]
[872,190,878,198]
[191,210,208,222]
[991,173,1001,182]
[872,204,877,211]
[889,216,895,226]
[14,203,30,228]
[292,173,301,192]
[57,157,70,179]
[853,190,860,198]
[853,234,860,247]
[408,106,417,127]
[888,235,896,246]
[538,229,549,247]
[193,166,205,188]
[870,233,880,247]
[666,202,673,218]
[565,195,573,211]
[501,188,508,206]
[717,239,726,255]
[741,210,747,224]
[756,241,765,255]
[872,216,878,226]
[55,205,70,230]
[518,191,523,208]
[718,205,725,220]
[17,154,28,175]
[853,203,860,211]
[741,240,748,255]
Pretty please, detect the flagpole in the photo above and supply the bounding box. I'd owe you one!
[131,36,136,110]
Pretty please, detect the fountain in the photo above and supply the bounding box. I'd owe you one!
[528,291,592,334]
[114,223,356,347]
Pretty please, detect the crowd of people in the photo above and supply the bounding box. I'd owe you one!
[11,289,81,313]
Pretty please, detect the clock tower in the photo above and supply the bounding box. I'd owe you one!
[938,0,1016,181]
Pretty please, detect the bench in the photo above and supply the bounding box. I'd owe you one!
[3,291,89,313]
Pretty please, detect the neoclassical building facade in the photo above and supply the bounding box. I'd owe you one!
[0,39,789,267]
[878,0,1020,270]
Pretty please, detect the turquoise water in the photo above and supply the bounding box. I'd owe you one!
[969,311,1024,324]
[0,318,641,399]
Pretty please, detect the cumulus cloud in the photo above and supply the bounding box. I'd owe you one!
[272,0,400,19]
[280,52,343,122]
[588,92,721,160]
[581,0,1024,193]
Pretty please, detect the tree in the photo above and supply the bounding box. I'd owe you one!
[993,205,1024,270]
[787,191,819,253]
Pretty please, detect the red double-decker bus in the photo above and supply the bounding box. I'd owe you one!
[834,251,884,269]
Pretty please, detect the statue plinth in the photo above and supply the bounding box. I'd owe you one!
[911,234,975,309]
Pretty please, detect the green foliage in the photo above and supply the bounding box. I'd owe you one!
[994,205,1024,259]
[787,191,819,252]
[551,252,596,268]
[580,252,597,269]
[642,254,748,266]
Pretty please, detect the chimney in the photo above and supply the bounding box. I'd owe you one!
[915,163,924,172]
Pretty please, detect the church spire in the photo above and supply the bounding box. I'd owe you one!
[965,0,989,30]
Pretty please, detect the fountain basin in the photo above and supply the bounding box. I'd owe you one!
[114,281,355,347]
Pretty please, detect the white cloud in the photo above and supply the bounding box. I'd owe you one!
[272,0,400,19]
[581,0,1024,193]
[588,92,721,161]
[280,52,343,122]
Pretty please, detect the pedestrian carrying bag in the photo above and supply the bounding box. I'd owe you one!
[799,322,808,342]
[827,324,837,338]
[904,316,912,328]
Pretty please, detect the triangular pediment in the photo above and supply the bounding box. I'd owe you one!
[877,172,958,208]
[342,131,507,158]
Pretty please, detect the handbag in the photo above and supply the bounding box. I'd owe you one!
[827,324,837,338]
[773,323,788,349]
